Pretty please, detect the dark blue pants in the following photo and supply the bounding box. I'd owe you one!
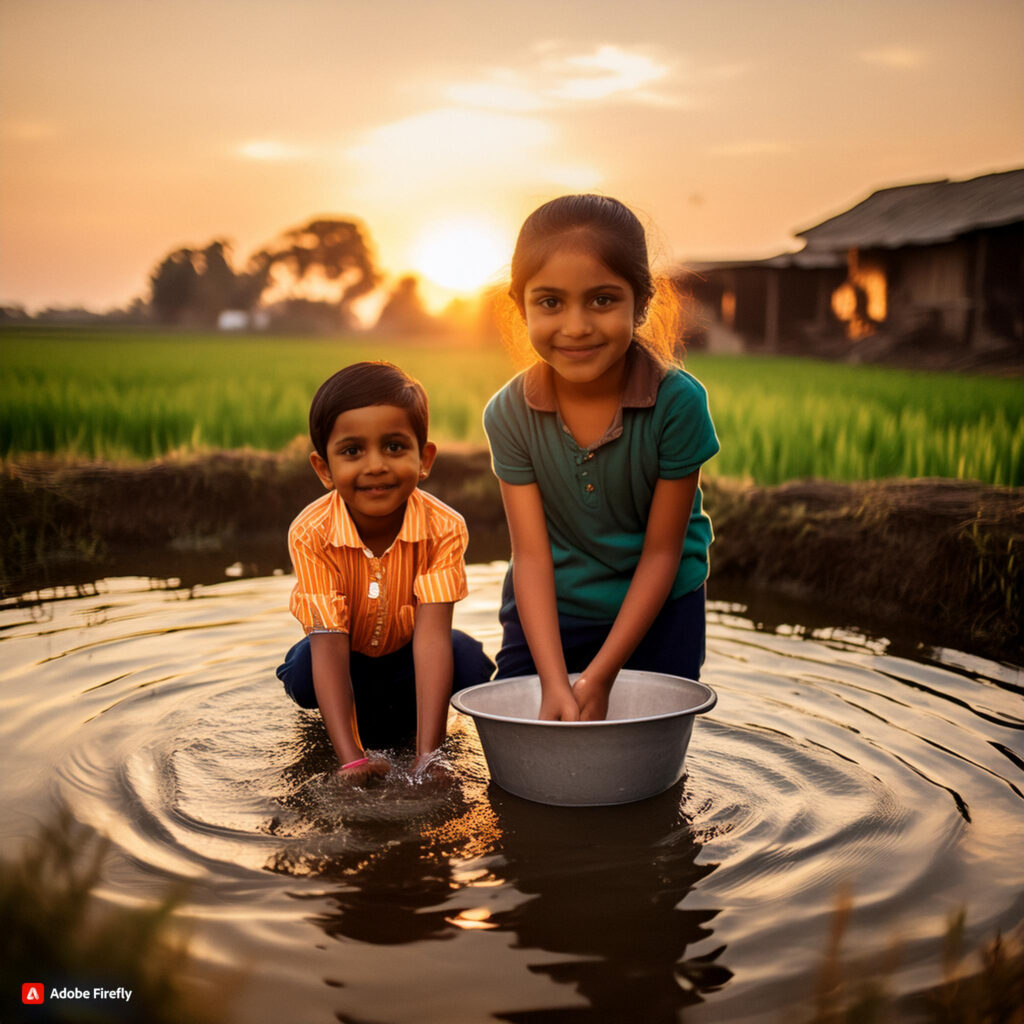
[495,585,706,681]
[277,630,495,748]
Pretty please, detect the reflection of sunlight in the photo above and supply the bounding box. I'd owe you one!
[446,907,499,930]
[411,221,508,292]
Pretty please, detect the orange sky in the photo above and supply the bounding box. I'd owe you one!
[1,0,1022,312]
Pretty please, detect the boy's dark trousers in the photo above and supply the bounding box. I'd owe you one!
[277,631,495,749]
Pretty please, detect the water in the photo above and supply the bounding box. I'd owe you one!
[1,565,1022,1022]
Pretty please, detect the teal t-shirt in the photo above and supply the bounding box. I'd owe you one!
[483,357,720,621]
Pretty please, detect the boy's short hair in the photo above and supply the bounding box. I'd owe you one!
[309,361,429,460]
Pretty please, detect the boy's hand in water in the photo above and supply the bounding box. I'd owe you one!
[539,685,581,721]
[572,673,612,721]
[337,755,390,784]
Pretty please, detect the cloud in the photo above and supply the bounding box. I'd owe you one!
[344,107,601,203]
[2,121,59,141]
[707,63,749,82]
[235,140,307,161]
[441,43,681,113]
[340,42,688,245]
[708,140,793,157]
[348,108,551,173]
[550,45,669,101]
[344,105,598,195]
[859,46,927,70]
[445,71,546,114]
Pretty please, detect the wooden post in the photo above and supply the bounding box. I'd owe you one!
[969,232,988,349]
[815,272,830,329]
[765,269,780,352]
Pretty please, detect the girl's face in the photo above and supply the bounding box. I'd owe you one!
[521,247,635,390]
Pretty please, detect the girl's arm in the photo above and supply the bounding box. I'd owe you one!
[309,632,389,780]
[412,601,455,762]
[572,471,700,720]
[499,480,579,721]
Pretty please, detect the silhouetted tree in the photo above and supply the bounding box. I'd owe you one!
[147,216,378,330]
[375,275,439,334]
[149,248,200,324]
[233,250,274,311]
[193,240,237,322]
[265,218,377,328]
[149,241,269,326]
[263,298,344,334]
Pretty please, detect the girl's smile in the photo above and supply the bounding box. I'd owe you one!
[553,343,604,359]
[522,247,636,390]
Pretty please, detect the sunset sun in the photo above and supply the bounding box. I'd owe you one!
[410,221,507,293]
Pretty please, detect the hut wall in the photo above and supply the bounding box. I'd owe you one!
[884,241,972,341]
[981,222,1024,348]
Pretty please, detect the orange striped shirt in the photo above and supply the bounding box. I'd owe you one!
[287,487,469,656]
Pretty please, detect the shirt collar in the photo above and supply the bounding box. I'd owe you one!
[325,487,429,549]
[522,341,668,413]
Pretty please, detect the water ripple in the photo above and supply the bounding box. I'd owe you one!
[1,568,1021,1023]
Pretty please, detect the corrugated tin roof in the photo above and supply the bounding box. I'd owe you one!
[796,168,1024,250]
[682,250,843,273]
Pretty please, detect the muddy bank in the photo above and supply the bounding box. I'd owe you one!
[703,476,1021,658]
[2,450,1020,660]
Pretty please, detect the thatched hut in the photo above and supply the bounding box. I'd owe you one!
[682,167,1024,360]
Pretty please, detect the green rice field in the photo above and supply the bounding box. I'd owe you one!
[2,326,1021,486]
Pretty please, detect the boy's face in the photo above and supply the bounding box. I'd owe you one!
[310,404,436,534]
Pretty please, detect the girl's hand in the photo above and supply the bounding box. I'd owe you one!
[337,755,390,783]
[539,686,581,722]
[572,673,613,721]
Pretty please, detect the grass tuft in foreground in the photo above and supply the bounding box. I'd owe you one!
[0,806,224,1023]
[806,893,1024,1024]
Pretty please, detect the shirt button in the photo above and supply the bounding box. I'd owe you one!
[585,483,595,493]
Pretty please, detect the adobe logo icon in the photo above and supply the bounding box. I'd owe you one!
[23,983,45,1004]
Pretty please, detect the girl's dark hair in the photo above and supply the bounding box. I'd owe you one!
[509,194,655,323]
[309,361,428,460]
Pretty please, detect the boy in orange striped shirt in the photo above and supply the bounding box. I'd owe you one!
[277,362,494,781]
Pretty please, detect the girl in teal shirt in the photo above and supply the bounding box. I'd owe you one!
[484,194,719,721]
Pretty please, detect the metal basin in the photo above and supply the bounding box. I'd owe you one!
[450,670,717,806]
